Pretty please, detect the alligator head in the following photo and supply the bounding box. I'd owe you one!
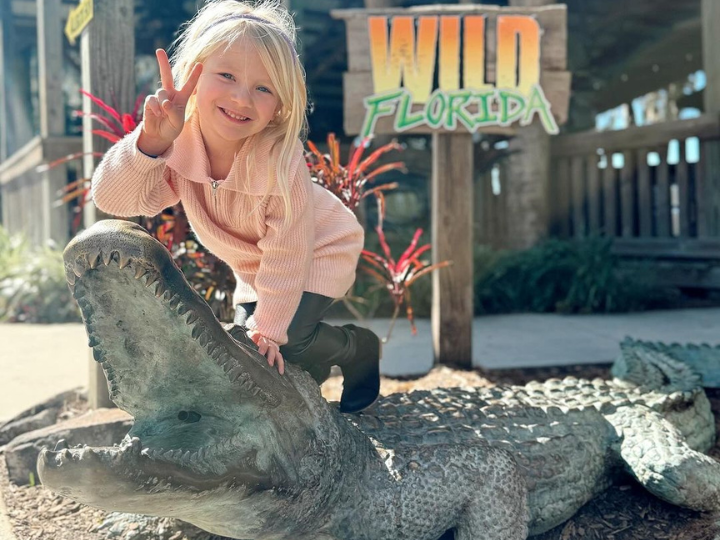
[37,220,346,538]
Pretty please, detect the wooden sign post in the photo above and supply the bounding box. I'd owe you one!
[75,0,135,408]
[332,5,569,367]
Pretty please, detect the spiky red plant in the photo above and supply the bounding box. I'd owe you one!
[305,134,406,225]
[360,227,451,341]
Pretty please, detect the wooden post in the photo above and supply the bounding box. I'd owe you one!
[81,0,135,409]
[432,133,473,368]
[37,0,69,246]
[700,0,720,236]
[0,0,7,163]
[504,0,556,249]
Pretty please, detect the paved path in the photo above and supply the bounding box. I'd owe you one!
[2,308,719,423]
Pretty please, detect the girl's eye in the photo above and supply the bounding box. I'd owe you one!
[257,86,272,94]
[220,73,234,81]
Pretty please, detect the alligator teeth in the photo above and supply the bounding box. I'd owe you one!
[118,253,132,269]
[146,274,160,288]
[87,335,100,347]
[130,437,142,453]
[92,348,106,363]
[198,333,210,347]
[135,266,149,280]
[185,311,199,325]
[54,439,69,451]
[167,294,180,309]
[191,325,204,340]
[181,450,191,464]
[177,302,189,315]
[222,359,235,374]
[227,366,245,382]
[101,250,113,266]
[88,250,102,269]
[154,282,166,298]
[73,257,87,277]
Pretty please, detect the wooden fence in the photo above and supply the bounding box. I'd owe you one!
[0,135,82,246]
[548,114,720,287]
[475,115,720,287]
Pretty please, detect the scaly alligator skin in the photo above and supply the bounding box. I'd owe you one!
[37,221,720,540]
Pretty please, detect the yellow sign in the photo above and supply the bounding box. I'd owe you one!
[65,0,93,45]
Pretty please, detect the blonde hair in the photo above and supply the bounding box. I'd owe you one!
[171,0,308,226]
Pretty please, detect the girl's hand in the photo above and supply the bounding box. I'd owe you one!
[248,330,285,375]
[139,49,203,156]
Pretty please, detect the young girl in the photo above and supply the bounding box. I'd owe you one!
[91,0,380,413]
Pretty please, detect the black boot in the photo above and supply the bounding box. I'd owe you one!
[339,324,381,414]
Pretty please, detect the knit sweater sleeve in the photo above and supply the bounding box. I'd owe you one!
[245,160,314,345]
[91,123,179,217]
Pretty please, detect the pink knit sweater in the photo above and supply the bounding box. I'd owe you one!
[91,116,364,344]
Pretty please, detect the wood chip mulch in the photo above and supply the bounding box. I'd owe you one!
[2,364,720,540]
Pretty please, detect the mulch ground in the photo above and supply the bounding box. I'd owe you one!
[2,364,720,540]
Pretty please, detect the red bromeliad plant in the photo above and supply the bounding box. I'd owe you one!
[305,133,406,225]
[46,90,235,320]
[42,90,145,232]
[360,227,451,342]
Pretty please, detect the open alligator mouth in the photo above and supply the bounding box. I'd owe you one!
[38,220,303,503]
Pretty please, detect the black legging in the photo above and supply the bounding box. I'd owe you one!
[234,292,356,384]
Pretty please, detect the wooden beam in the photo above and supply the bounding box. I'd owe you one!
[0,136,42,184]
[703,0,720,113]
[81,0,134,227]
[11,0,73,19]
[700,0,720,238]
[552,114,720,157]
[502,0,555,249]
[431,132,473,368]
[81,0,135,410]
[37,0,68,245]
[37,0,64,137]
[612,237,720,260]
[0,0,8,162]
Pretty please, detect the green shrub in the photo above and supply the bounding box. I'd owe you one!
[0,227,81,323]
[474,237,677,314]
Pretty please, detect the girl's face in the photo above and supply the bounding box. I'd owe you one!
[194,36,281,153]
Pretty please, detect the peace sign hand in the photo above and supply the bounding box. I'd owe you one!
[138,49,203,157]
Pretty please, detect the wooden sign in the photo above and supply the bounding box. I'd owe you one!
[65,0,93,45]
[332,5,570,137]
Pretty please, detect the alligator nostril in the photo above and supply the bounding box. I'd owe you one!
[178,410,201,423]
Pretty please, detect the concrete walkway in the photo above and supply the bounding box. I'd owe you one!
[2,308,720,423]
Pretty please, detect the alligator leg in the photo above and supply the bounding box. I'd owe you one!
[453,448,529,540]
[607,405,720,511]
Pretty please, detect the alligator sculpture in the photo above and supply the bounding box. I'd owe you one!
[37,220,720,540]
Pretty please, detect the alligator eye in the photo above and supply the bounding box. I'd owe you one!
[178,410,202,423]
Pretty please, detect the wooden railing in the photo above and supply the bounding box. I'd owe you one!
[0,135,82,246]
[550,114,720,263]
